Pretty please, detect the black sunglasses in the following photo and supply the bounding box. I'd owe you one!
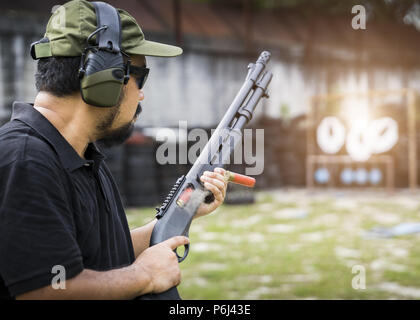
[129,65,149,90]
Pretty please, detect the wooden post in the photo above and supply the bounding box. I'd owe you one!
[306,155,314,190]
[386,156,394,195]
[407,90,417,191]
[306,97,316,190]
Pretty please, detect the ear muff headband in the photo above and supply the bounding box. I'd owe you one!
[79,1,130,107]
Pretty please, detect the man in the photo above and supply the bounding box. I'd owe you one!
[0,0,227,300]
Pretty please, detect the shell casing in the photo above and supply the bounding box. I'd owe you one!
[224,170,256,188]
[176,187,194,207]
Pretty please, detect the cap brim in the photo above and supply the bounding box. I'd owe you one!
[126,40,182,57]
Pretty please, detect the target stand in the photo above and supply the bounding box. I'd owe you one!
[306,155,394,192]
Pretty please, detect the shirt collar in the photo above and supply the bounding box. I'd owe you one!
[10,102,106,172]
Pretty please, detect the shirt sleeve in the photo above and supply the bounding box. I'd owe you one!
[0,160,84,297]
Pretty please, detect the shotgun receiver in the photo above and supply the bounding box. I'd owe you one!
[150,51,272,262]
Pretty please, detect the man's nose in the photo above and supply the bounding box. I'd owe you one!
[139,90,145,101]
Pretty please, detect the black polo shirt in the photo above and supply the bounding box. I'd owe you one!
[0,102,135,299]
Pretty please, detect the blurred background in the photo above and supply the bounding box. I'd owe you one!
[3,0,420,299]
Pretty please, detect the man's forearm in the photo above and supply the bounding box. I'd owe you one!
[17,264,152,300]
[130,218,157,257]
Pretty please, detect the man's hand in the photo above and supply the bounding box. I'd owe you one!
[16,235,190,299]
[196,167,227,218]
[134,236,189,294]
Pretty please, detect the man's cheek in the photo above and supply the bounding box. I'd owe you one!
[134,103,142,118]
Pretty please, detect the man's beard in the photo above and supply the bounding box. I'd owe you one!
[96,103,142,148]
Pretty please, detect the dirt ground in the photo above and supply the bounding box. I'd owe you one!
[127,188,420,299]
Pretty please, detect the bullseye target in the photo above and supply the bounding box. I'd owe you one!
[314,167,330,184]
[316,117,346,154]
[369,168,383,185]
[340,168,353,185]
[368,117,398,154]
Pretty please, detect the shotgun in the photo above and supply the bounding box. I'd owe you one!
[144,51,272,299]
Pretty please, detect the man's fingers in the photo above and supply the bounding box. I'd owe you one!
[203,171,228,186]
[203,173,225,186]
[204,182,224,202]
[214,167,226,175]
[164,236,190,250]
[200,175,225,191]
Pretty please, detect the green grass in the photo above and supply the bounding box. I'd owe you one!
[126,190,420,299]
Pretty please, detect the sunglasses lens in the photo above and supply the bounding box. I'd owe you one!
[130,67,149,90]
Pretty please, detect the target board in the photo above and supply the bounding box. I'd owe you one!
[306,90,417,190]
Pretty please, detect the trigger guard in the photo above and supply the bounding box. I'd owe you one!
[175,243,190,262]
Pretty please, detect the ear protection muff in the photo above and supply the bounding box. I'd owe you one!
[78,1,131,107]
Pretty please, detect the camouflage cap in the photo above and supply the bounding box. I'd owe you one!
[31,0,182,59]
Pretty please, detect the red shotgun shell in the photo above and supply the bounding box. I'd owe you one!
[224,171,256,188]
[176,187,194,207]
